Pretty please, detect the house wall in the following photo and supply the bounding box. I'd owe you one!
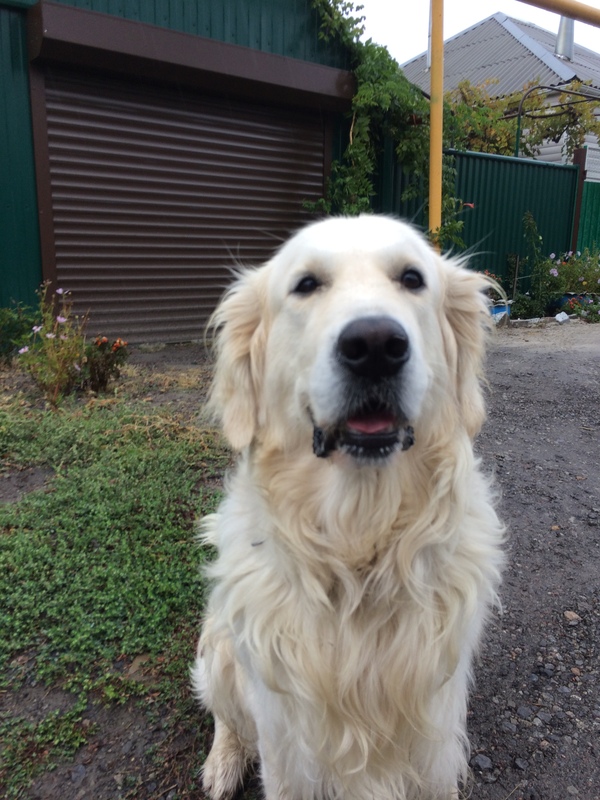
[48,0,349,68]
[0,4,42,307]
[584,130,600,182]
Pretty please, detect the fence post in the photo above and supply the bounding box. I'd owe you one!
[571,148,587,252]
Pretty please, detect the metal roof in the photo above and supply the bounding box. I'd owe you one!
[401,12,600,98]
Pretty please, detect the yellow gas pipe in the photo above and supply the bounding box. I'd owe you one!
[428,0,444,244]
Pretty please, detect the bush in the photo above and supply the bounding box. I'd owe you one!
[563,296,600,323]
[83,336,129,392]
[545,248,600,296]
[16,284,87,405]
[0,304,37,365]
[12,283,129,405]
[511,213,600,319]
[510,293,547,320]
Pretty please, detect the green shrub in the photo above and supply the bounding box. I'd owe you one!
[0,304,37,365]
[510,293,547,320]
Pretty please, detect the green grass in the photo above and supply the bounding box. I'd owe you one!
[0,386,229,796]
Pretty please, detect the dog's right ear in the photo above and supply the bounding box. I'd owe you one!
[206,268,268,450]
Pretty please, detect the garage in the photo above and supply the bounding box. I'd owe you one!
[43,70,327,341]
[26,1,353,342]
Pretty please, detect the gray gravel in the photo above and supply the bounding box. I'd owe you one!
[468,320,600,800]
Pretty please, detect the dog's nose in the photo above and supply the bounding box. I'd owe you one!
[337,317,410,379]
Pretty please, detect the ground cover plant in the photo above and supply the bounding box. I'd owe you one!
[0,363,230,798]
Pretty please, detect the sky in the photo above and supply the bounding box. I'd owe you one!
[357,0,600,64]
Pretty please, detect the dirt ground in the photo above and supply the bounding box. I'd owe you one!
[4,319,600,800]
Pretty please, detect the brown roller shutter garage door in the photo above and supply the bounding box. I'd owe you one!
[43,70,327,343]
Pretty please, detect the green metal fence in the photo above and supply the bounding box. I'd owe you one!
[451,150,579,283]
[577,181,600,253]
[379,149,580,284]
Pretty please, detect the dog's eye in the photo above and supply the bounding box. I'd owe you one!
[399,268,425,291]
[292,275,321,295]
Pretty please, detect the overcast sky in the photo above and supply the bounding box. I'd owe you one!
[357,0,600,64]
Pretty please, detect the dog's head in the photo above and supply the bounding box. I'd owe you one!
[208,216,492,462]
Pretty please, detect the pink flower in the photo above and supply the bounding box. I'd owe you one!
[46,333,56,339]
[32,325,42,333]
[549,268,558,277]
[60,335,68,341]
[56,315,67,324]
[55,288,64,295]
[18,346,29,354]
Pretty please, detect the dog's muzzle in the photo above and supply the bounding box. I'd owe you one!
[312,316,416,461]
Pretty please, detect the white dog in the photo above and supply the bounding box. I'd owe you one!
[192,215,504,800]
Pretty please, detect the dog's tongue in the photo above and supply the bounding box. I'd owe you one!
[346,411,396,435]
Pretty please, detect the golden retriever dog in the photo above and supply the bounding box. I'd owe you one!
[192,215,504,800]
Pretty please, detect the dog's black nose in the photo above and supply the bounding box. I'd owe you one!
[337,317,410,379]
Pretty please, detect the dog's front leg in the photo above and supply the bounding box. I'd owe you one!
[202,714,250,800]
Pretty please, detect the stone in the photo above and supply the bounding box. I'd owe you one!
[472,754,493,771]
[70,765,86,787]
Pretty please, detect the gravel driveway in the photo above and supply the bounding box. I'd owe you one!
[468,320,600,800]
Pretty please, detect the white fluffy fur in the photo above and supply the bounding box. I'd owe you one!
[192,215,505,800]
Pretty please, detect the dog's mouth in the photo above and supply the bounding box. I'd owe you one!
[312,400,414,460]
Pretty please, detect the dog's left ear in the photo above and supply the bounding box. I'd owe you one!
[206,267,268,450]
[442,260,493,438]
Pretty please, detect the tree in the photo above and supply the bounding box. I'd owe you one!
[445,79,600,160]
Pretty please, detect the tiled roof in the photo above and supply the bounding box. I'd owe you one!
[401,12,600,98]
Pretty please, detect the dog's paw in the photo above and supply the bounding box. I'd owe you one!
[202,728,247,800]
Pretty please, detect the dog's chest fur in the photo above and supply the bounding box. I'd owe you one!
[206,450,496,782]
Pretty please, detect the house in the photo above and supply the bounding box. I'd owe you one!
[401,12,600,180]
[0,0,354,342]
